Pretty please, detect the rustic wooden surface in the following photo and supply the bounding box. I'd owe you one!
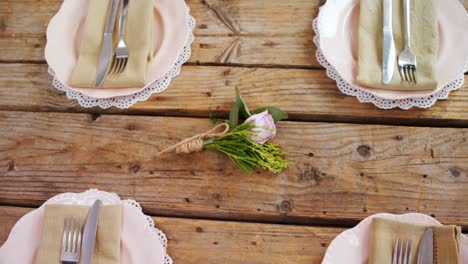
[0,0,467,263]
[0,206,342,264]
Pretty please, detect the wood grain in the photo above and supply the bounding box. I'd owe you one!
[0,206,342,264]
[0,0,318,67]
[2,0,467,66]
[0,63,467,126]
[0,111,467,226]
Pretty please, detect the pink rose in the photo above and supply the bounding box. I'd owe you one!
[244,110,276,144]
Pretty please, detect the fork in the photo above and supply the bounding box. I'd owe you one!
[60,217,83,264]
[397,0,417,84]
[109,0,130,76]
[392,237,414,264]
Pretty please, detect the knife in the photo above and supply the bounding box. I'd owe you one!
[417,228,434,264]
[81,199,103,264]
[95,0,120,87]
[382,0,396,84]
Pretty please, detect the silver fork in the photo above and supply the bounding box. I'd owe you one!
[109,0,130,76]
[392,237,414,264]
[398,0,417,84]
[60,217,83,264]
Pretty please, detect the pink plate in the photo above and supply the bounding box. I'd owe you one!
[317,0,468,100]
[321,213,468,264]
[45,0,189,99]
[0,190,168,264]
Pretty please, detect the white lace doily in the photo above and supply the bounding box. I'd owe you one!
[312,18,468,110]
[44,189,173,264]
[48,7,195,109]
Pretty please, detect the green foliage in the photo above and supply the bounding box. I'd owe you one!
[251,106,288,123]
[229,87,251,128]
[204,123,292,174]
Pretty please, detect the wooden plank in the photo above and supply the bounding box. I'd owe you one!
[0,206,342,264]
[0,0,318,67]
[0,111,467,226]
[0,63,467,126]
[2,0,467,66]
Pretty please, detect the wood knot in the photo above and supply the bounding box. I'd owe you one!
[449,167,462,178]
[212,193,223,202]
[89,113,100,122]
[357,145,371,157]
[278,200,292,214]
[130,164,141,173]
[196,227,203,233]
[395,135,403,141]
[127,125,136,131]
[7,161,14,172]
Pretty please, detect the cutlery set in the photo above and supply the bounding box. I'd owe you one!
[392,228,434,264]
[383,0,417,85]
[60,200,102,264]
[96,0,130,87]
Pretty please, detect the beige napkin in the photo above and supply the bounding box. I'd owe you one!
[357,0,438,90]
[369,218,461,264]
[35,204,122,264]
[70,0,153,88]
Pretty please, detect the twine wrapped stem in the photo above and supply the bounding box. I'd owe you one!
[158,123,230,155]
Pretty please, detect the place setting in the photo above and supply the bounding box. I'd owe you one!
[314,0,468,109]
[322,213,468,264]
[0,189,172,264]
[45,0,195,109]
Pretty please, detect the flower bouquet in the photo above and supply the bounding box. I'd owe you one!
[159,88,292,174]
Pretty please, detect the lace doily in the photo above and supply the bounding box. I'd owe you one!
[48,6,195,109]
[312,18,468,110]
[44,189,173,264]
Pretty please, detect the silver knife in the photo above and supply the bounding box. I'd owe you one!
[81,199,103,264]
[382,0,396,84]
[95,0,120,87]
[417,227,434,264]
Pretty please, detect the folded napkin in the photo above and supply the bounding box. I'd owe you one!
[70,0,154,88]
[35,204,122,264]
[357,0,438,90]
[369,218,461,264]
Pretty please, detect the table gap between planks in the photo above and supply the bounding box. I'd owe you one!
[0,0,467,263]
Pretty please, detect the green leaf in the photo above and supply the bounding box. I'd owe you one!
[251,106,288,123]
[229,101,240,127]
[235,87,251,118]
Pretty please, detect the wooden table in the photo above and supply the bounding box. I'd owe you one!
[0,0,467,263]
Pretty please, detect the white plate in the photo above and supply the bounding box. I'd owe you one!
[0,189,171,264]
[317,0,468,100]
[322,213,468,264]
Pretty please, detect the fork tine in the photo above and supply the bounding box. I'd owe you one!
[120,58,128,74]
[69,217,75,252]
[393,238,399,264]
[108,58,116,76]
[399,238,404,264]
[408,66,414,83]
[72,218,78,253]
[116,59,123,75]
[76,220,82,255]
[398,67,404,83]
[411,67,417,84]
[409,238,414,264]
[116,58,123,74]
[62,217,69,252]
[406,66,412,83]
[403,239,408,264]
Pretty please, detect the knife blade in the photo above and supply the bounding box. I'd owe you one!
[382,0,396,84]
[81,199,103,264]
[417,228,434,264]
[95,0,120,87]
